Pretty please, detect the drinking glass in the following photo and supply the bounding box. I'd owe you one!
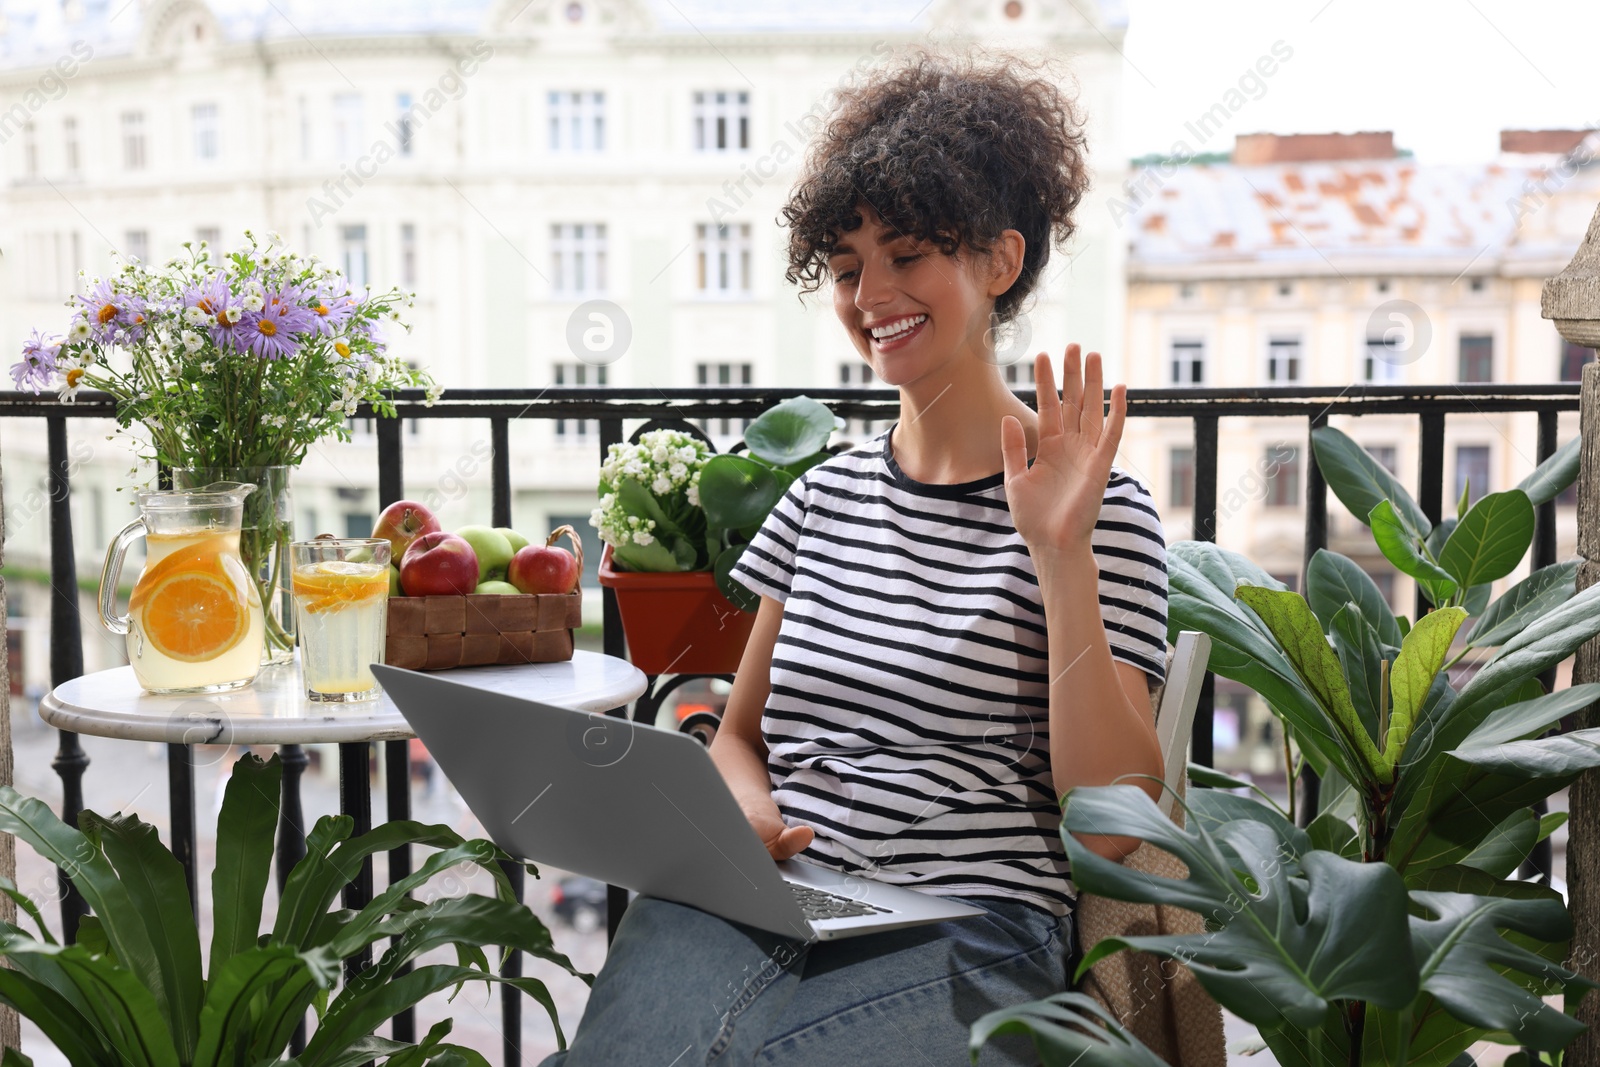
[291,538,390,702]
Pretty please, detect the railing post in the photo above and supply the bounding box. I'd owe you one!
[487,413,522,1066]
[46,416,89,942]
[1190,414,1218,773]
[1415,410,1446,622]
[1298,412,1330,826]
[598,416,633,943]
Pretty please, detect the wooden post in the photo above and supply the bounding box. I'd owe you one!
[1542,199,1600,1067]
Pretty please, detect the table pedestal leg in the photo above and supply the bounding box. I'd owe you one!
[51,729,89,943]
[277,744,310,1058]
[166,744,198,924]
[385,739,414,1044]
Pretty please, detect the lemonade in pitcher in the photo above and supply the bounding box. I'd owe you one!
[100,484,265,693]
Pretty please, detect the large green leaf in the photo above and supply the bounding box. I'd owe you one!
[192,945,312,1067]
[1425,517,1459,562]
[211,753,282,978]
[0,964,113,1066]
[1167,544,1342,773]
[1371,500,1457,607]
[1449,726,1600,777]
[1455,582,1600,723]
[1062,785,1417,1029]
[1390,761,1574,876]
[1234,585,1387,783]
[1311,425,1431,535]
[1436,491,1535,590]
[0,787,171,1036]
[1457,807,1539,878]
[1387,608,1468,768]
[1330,603,1385,749]
[1451,683,1600,751]
[0,877,57,946]
[969,991,1170,1067]
[609,536,688,573]
[741,395,835,466]
[1306,549,1404,647]
[1516,436,1580,506]
[272,814,355,948]
[698,454,785,530]
[82,811,204,1064]
[713,543,759,612]
[1407,890,1596,1051]
[1467,561,1578,649]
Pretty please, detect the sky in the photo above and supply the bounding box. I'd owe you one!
[1118,0,1599,164]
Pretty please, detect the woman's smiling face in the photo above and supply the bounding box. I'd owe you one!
[828,208,1016,390]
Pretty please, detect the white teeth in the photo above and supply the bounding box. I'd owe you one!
[869,314,927,341]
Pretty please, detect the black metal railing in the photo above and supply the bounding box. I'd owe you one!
[0,380,1581,1063]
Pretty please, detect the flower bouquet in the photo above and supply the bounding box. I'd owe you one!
[591,398,837,674]
[12,231,440,661]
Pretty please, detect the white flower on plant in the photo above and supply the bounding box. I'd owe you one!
[154,336,175,358]
[651,475,672,496]
[242,291,265,312]
[199,361,216,373]
[68,320,92,341]
[668,462,688,482]
[182,330,203,351]
[633,530,655,546]
[652,445,669,464]
[56,362,87,403]
[183,306,207,326]
[222,306,242,324]
[686,484,700,507]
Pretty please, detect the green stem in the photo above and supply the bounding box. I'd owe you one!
[1283,725,1297,826]
[1392,1007,1412,1066]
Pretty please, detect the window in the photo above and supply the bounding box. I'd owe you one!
[22,122,37,177]
[696,362,752,441]
[549,513,604,587]
[333,93,363,161]
[399,223,417,287]
[1560,340,1593,382]
[1002,360,1036,389]
[192,102,218,161]
[1169,339,1205,385]
[1372,571,1396,611]
[547,91,604,152]
[839,361,879,437]
[1458,334,1493,383]
[1170,446,1195,509]
[340,224,368,288]
[196,226,221,249]
[62,117,79,174]
[124,229,149,263]
[552,361,607,443]
[1268,572,1300,594]
[1265,445,1300,508]
[344,513,374,539]
[1367,444,1398,476]
[692,90,749,152]
[551,223,607,296]
[298,95,312,160]
[396,93,415,156]
[1455,445,1490,508]
[1266,336,1301,384]
[1364,335,1404,384]
[121,111,146,170]
[695,223,752,296]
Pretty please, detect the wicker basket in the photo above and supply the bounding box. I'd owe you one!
[383,526,584,670]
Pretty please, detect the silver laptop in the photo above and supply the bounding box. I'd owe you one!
[372,664,985,941]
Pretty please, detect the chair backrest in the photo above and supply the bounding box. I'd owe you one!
[1152,631,1211,820]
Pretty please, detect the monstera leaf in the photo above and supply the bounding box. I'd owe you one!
[969,992,1171,1067]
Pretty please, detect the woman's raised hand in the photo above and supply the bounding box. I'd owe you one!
[1000,344,1127,561]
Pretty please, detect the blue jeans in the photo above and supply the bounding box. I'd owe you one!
[537,894,1069,1066]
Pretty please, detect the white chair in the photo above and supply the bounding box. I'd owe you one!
[1150,630,1212,819]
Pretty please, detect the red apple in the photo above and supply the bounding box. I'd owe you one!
[400,532,479,596]
[508,531,581,595]
[374,500,441,563]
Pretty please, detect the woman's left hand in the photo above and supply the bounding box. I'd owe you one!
[1000,344,1127,561]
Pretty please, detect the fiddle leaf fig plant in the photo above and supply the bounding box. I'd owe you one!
[0,752,587,1066]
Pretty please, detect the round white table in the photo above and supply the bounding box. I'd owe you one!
[40,649,648,744]
[38,648,647,1046]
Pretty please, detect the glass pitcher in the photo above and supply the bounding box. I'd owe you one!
[98,482,266,693]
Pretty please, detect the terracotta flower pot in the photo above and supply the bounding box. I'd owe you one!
[597,547,755,675]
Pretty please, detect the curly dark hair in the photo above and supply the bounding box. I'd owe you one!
[781,50,1090,324]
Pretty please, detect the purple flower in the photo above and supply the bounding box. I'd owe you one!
[182,275,242,347]
[237,290,316,360]
[79,278,147,345]
[307,285,359,336]
[11,330,61,392]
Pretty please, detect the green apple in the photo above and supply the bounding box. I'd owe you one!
[388,565,402,596]
[455,524,515,582]
[497,527,531,553]
[474,579,522,595]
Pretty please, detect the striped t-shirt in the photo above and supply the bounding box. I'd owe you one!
[728,424,1169,916]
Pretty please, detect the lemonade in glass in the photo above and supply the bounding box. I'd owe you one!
[292,538,390,702]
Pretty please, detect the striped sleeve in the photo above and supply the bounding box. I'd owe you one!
[728,474,808,603]
[1095,469,1169,687]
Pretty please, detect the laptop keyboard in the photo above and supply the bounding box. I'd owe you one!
[788,883,893,921]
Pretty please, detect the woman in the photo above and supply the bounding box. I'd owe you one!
[541,52,1169,1066]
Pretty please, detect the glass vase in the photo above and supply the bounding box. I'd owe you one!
[173,465,295,665]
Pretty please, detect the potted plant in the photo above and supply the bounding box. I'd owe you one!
[0,752,585,1066]
[972,430,1600,1066]
[593,396,838,674]
[10,231,441,664]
